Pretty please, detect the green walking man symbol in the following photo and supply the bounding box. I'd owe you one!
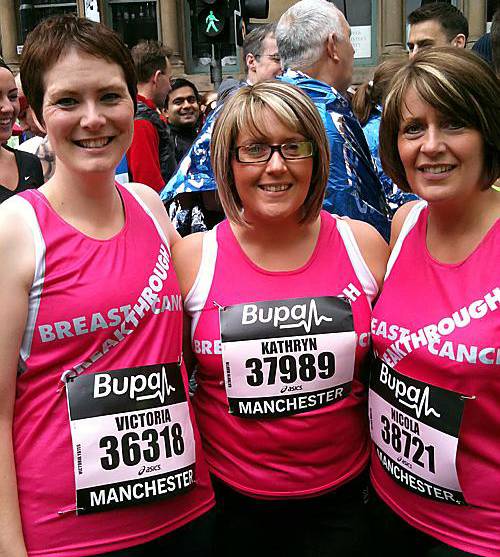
[206,10,220,34]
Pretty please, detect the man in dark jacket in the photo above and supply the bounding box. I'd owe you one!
[127,40,176,192]
[165,78,201,165]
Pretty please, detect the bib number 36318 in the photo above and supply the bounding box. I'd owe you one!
[66,363,195,514]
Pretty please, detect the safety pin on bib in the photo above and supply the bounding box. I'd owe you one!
[56,369,79,394]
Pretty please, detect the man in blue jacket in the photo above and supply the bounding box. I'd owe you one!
[275,0,389,240]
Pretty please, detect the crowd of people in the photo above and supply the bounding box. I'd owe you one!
[0,1,498,556]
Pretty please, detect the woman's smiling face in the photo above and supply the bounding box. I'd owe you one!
[397,86,486,204]
[41,48,134,177]
[0,67,19,144]
[231,109,314,225]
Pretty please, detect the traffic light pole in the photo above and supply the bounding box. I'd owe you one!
[210,43,223,90]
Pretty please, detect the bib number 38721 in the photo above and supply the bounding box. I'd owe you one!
[66,363,195,514]
[369,359,467,505]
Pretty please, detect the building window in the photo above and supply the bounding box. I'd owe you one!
[18,0,77,43]
[330,0,377,66]
[106,0,159,49]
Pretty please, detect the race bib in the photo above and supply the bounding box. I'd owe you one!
[220,296,356,419]
[66,363,196,514]
[369,359,467,505]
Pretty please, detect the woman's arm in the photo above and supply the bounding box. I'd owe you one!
[0,204,35,557]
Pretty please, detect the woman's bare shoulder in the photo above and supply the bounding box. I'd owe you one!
[0,199,36,289]
[341,217,389,291]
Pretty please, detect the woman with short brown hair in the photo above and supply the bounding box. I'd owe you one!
[369,47,500,557]
[0,15,214,556]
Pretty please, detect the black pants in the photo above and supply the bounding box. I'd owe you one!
[212,473,370,557]
[96,508,215,557]
[369,490,481,557]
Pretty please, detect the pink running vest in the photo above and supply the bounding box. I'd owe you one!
[12,184,213,556]
[185,211,377,498]
[370,201,500,557]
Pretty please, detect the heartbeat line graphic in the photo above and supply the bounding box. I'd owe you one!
[136,366,175,404]
[280,299,333,334]
[399,385,440,419]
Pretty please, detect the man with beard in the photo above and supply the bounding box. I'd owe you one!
[165,78,201,165]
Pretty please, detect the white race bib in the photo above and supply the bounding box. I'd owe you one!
[369,359,467,505]
[220,296,356,419]
[66,363,196,514]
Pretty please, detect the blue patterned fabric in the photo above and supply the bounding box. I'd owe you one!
[160,106,221,204]
[363,108,418,215]
[114,155,129,185]
[279,70,390,240]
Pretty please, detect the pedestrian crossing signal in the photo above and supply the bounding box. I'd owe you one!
[199,0,226,40]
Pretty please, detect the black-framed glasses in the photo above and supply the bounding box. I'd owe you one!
[234,141,314,164]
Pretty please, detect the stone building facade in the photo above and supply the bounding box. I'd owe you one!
[0,0,496,90]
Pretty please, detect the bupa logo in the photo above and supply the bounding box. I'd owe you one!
[93,366,176,403]
[241,299,333,333]
[379,363,440,420]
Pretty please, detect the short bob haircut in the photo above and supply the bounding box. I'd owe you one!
[380,47,500,192]
[20,14,137,125]
[211,81,329,226]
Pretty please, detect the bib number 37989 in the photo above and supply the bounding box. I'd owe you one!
[66,363,196,514]
[220,296,356,419]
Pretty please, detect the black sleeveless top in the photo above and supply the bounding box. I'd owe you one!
[0,145,44,204]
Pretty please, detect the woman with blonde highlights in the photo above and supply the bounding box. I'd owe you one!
[173,81,388,556]
[369,48,500,557]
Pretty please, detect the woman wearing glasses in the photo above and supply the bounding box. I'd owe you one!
[173,81,388,557]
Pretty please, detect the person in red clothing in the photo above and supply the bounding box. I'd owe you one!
[127,40,176,191]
